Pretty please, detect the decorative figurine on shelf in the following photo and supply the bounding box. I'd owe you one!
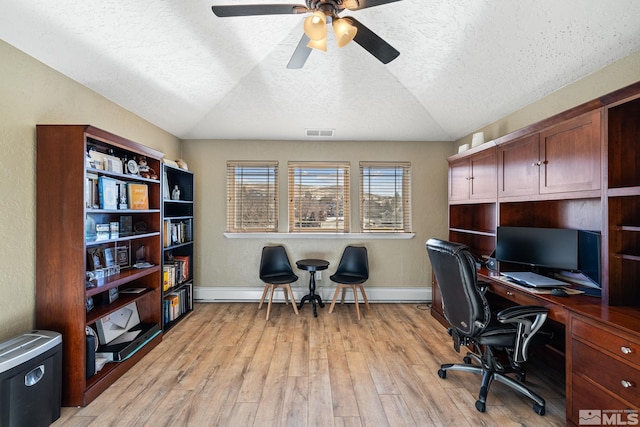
[176,159,189,170]
[136,156,158,179]
[171,185,181,200]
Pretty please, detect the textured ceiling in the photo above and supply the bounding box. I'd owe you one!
[1,0,639,141]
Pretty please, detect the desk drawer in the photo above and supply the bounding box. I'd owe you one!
[572,317,640,367]
[572,339,640,406]
[487,281,566,322]
[488,281,540,306]
[570,374,635,423]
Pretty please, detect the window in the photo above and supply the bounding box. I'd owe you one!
[288,162,350,232]
[360,162,411,232]
[226,161,278,232]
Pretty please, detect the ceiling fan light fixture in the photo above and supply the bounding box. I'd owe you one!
[306,37,327,52]
[303,11,327,41]
[333,18,357,48]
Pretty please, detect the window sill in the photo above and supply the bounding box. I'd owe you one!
[224,232,415,240]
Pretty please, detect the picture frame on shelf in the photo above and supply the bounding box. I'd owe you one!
[115,244,130,269]
[87,248,104,271]
[103,247,116,267]
[119,215,133,236]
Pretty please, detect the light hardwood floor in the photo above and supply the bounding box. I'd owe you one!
[53,302,566,426]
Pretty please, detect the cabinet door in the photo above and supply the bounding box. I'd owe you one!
[469,149,497,200]
[498,133,540,198]
[449,158,470,201]
[539,110,602,194]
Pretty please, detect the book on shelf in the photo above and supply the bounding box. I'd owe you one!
[128,183,149,210]
[98,176,118,210]
[86,173,99,208]
[163,285,192,324]
[173,255,191,282]
[164,219,193,247]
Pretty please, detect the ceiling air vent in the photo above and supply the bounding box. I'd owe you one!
[306,128,335,137]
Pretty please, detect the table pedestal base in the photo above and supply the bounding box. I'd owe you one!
[298,292,324,317]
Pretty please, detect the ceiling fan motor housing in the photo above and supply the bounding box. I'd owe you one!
[306,0,346,17]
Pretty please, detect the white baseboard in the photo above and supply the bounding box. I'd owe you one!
[194,285,432,303]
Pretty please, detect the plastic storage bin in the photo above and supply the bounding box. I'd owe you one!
[0,330,62,427]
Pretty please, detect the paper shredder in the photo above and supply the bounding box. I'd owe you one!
[0,330,62,427]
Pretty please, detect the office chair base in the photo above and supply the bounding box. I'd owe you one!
[437,363,546,415]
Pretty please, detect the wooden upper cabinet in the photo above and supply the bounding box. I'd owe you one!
[539,110,602,194]
[449,148,497,202]
[449,157,471,201]
[498,133,540,198]
[497,110,602,200]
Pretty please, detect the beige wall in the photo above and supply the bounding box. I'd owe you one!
[0,40,181,341]
[455,50,640,148]
[180,139,451,290]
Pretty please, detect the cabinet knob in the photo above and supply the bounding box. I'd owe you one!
[506,291,514,296]
[621,380,634,388]
[621,346,633,354]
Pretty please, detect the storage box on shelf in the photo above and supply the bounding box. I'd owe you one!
[36,125,163,407]
[161,162,195,330]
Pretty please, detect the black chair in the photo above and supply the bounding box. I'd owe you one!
[328,246,370,320]
[426,238,549,415]
[258,245,299,320]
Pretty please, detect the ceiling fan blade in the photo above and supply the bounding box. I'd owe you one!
[347,17,399,64]
[345,0,402,11]
[211,4,307,17]
[287,34,313,69]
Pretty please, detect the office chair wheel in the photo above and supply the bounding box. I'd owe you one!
[516,372,526,382]
[437,369,446,379]
[533,403,545,416]
[463,356,472,364]
[475,400,486,413]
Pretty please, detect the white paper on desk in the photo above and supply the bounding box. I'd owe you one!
[108,330,142,345]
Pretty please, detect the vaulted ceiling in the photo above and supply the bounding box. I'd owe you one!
[2,1,639,141]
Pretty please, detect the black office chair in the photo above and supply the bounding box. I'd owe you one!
[258,245,299,320]
[426,238,549,415]
[328,246,370,320]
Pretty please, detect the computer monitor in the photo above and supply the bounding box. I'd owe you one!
[496,226,579,271]
[578,230,601,287]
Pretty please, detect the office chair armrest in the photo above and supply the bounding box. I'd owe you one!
[476,280,489,295]
[496,305,548,321]
[496,305,549,363]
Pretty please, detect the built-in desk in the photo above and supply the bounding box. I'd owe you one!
[479,270,600,325]
[433,268,640,425]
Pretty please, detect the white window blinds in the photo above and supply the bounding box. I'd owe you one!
[360,162,412,232]
[226,161,278,232]
[288,162,350,232]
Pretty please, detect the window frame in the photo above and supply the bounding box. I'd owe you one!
[359,161,412,233]
[288,161,350,233]
[226,161,279,233]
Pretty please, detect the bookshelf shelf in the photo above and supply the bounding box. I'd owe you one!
[36,125,164,407]
[161,162,195,331]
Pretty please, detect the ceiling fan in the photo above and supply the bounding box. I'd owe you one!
[211,0,402,69]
